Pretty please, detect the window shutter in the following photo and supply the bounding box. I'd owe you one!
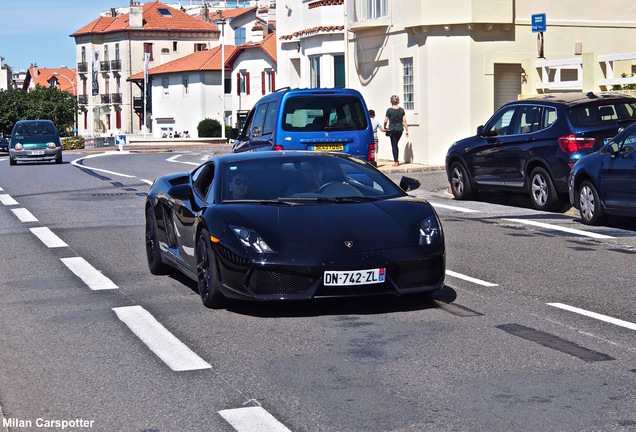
[246,72,250,95]
[271,72,275,92]
[237,72,240,95]
[261,71,266,95]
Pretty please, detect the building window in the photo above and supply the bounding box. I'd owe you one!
[116,110,121,129]
[349,0,388,21]
[310,56,321,88]
[115,43,120,60]
[225,75,231,94]
[173,41,178,51]
[144,43,153,61]
[104,45,109,62]
[194,43,206,52]
[183,76,189,95]
[81,47,86,63]
[162,77,169,97]
[333,54,345,88]
[235,27,246,45]
[402,57,414,111]
[237,70,249,95]
[262,69,275,94]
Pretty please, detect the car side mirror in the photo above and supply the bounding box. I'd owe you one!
[168,184,192,202]
[229,128,239,140]
[477,125,485,136]
[608,142,620,158]
[399,176,421,192]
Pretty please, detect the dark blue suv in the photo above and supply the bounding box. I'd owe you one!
[445,92,636,211]
[231,88,376,164]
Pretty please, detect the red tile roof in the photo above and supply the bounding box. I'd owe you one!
[226,32,277,67]
[128,44,238,80]
[71,1,218,36]
[24,67,77,95]
[209,6,257,22]
[279,26,344,40]
[308,0,344,9]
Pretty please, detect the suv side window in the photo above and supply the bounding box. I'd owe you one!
[239,109,255,140]
[486,106,517,136]
[513,105,542,135]
[263,102,278,135]
[251,103,268,137]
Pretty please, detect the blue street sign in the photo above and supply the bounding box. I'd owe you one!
[532,13,546,33]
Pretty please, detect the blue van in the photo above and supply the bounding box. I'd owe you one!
[231,88,376,164]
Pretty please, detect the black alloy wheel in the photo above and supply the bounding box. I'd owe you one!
[450,161,474,200]
[145,207,169,275]
[197,228,227,309]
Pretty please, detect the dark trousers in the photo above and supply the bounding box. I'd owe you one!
[390,130,403,163]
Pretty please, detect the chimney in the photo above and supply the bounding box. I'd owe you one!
[252,23,264,42]
[130,2,143,29]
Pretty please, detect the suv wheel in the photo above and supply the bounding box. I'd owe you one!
[578,180,606,225]
[450,161,474,200]
[529,167,559,211]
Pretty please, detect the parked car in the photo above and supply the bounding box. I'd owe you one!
[145,151,445,308]
[230,88,377,165]
[9,120,63,165]
[0,138,8,152]
[569,122,636,225]
[445,92,636,211]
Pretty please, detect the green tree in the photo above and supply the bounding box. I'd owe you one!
[0,85,77,136]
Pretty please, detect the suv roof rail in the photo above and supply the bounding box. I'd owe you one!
[274,87,291,93]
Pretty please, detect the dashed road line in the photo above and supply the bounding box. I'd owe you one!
[430,202,481,213]
[112,305,211,372]
[218,406,292,432]
[0,193,19,206]
[11,208,38,222]
[446,270,498,287]
[30,227,68,248]
[502,218,614,239]
[61,257,119,290]
[548,303,636,331]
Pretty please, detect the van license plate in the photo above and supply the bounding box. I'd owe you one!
[28,150,45,155]
[313,144,344,151]
[324,268,385,286]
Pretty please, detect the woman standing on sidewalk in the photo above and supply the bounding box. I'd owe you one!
[384,95,409,166]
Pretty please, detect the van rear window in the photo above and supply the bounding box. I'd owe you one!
[282,96,368,132]
[567,101,636,127]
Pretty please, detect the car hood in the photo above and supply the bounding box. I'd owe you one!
[213,197,438,254]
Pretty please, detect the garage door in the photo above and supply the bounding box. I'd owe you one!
[494,64,522,110]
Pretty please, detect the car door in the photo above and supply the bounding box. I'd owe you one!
[600,130,636,211]
[469,105,518,186]
[249,101,277,151]
[231,108,256,153]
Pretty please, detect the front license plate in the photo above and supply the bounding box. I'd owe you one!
[324,268,385,286]
[313,144,344,151]
[28,150,45,155]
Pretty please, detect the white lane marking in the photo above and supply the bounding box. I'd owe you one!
[0,194,19,206]
[502,218,614,239]
[61,257,119,290]
[30,227,68,248]
[430,202,480,213]
[141,179,153,185]
[0,186,3,190]
[218,406,292,432]
[548,303,636,331]
[167,154,199,166]
[11,208,38,222]
[71,152,136,178]
[112,306,211,371]
[446,270,498,287]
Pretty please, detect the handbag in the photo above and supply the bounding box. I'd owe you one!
[385,128,393,137]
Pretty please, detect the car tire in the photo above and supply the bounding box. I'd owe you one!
[529,167,559,211]
[55,154,62,164]
[9,156,16,166]
[578,180,606,225]
[197,228,227,309]
[145,207,170,275]
[449,161,474,200]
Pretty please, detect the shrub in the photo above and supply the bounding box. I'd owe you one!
[198,118,222,137]
[61,136,85,150]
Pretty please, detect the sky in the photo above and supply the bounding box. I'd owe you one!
[0,1,148,72]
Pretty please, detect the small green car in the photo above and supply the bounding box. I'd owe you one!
[9,120,62,166]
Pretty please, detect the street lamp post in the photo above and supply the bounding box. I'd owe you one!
[216,10,226,139]
[54,72,77,136]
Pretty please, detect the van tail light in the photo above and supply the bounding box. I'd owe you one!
[273,145,283,151]
[558,134,596,153]
[368,143,376,162]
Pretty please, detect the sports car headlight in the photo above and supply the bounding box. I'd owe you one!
[419,216,440,246]
[231,226,274,253]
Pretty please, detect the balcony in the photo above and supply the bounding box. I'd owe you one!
[133,96,151,112]
[77,62,88,73]
[100,61,110,72]
[78,95,88,105]
[101,94,111,104]
[110,93,122,104]
[110,59,122,72]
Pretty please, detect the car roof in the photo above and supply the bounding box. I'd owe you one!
[211,150,364,165]
[510,92,636,107]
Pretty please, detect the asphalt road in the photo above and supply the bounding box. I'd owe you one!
[0,150,635,432]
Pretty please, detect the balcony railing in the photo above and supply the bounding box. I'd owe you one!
[110,59,122,71]
[101,94,111,104]
[100,61,110,72]
[78,95,88,105]
[77,62,88,73]
[110,93,122,104]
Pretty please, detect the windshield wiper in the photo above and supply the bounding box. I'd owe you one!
[224,199,296,206]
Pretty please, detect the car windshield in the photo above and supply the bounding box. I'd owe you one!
[222,155,404,203]
[15,122,56,136]
[281,96,368,132]
[567,101,636,128]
